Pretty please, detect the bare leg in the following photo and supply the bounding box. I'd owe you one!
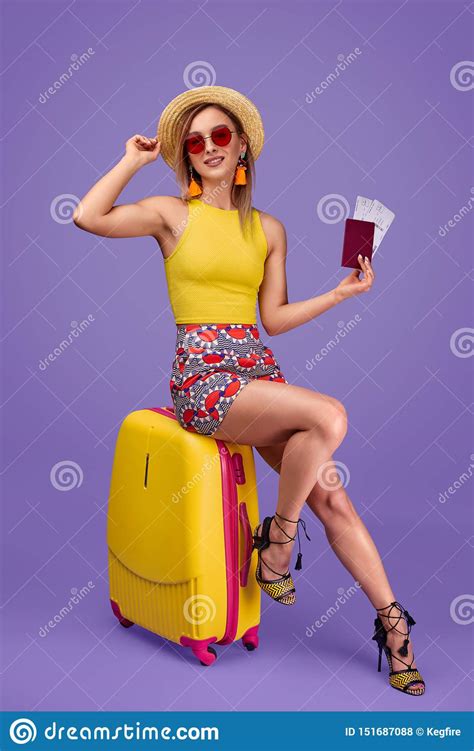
[210,379,423,689]
[211,380,348,578]
[255,441,424,691]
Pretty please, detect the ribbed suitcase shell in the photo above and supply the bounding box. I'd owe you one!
[107,405,261,665]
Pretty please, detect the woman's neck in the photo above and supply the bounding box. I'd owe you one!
[198,189,237,211]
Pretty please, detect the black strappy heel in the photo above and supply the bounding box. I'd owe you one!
[252,511,311,606]
[371,600,425,696]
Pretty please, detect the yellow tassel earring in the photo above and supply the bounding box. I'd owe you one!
[234,151,247,185]
[187,164,202,197]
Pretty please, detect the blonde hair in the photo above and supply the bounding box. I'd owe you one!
[172,102,256,239]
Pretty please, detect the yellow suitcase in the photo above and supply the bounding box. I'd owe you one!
[107,405,261,665]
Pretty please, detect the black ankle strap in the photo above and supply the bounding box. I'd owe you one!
[375,600,416,659]
[258,553,290,579]
[273,513,298,542]
[273,512,311,570]
[274,511,298,523]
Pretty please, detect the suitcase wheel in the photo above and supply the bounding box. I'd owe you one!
[242,625,259,651]
[199,646,217,667]
[110,599,134,629]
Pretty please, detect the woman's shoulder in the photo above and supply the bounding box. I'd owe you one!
[253,207,285,231]
[149,195,190,228]
[253,208,286,253]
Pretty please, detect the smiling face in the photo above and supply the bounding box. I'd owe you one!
[185,105,247,182]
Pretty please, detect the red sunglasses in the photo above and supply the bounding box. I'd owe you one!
[184,125,238,155]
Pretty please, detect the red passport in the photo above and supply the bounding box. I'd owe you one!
[341,218,375,269]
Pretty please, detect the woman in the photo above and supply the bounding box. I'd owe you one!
[73,86,425,696]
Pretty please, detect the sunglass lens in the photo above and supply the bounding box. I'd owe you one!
[212,126,232,146]
[185,135,205,153]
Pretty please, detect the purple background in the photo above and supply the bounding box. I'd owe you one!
[2,0,473,712]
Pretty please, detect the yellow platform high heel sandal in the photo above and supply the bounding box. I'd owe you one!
[372,600,426,696]
[252,512,311,606]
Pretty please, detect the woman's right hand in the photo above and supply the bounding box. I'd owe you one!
[73,134,165,238]
[125,134,161,166]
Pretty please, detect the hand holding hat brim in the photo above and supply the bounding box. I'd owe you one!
[157,85,264,169]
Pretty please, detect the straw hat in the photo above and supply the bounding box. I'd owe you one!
[156,85,265,169]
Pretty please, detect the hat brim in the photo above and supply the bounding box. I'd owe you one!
[157,85,264,169]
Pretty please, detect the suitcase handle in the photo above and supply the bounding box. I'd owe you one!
[232,452,246,484]
[239,502,253,587]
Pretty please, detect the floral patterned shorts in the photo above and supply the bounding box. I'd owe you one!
[169,322,289,436]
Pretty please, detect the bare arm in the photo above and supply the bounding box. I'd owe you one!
[258,214,375,337]
[72,134,165,237]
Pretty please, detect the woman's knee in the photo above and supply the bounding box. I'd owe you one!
[317,486,357,521]
[308,396,348,446]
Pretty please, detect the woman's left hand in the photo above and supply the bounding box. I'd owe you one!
[335,254,375,301]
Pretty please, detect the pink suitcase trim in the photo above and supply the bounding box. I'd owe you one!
[242,625,259,650]
[215,441,239,645]
[180,635,218,665]
[110,599,134,628]
[146,407,240,648]
[239,502,253,587]
[232,451,246,484]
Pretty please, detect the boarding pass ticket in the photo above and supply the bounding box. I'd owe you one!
[353,196,395,254]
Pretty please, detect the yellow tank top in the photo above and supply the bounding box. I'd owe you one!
[163,199,268,324]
